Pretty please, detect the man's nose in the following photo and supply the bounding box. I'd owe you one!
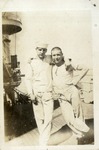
[55,55,58,59]
[40,50,43,53]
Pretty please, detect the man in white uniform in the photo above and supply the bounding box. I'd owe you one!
[51,47,89,137]
[25,42,53,146]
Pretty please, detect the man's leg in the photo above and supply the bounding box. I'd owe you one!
[71,86,81,118]
[33,101,44,134]
[39,92,53,146]
[59,100,83,135]
[71,86,90,132]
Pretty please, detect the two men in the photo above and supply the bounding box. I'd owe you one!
[25,43,89,145]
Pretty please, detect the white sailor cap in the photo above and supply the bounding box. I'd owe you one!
[35,42,48,49]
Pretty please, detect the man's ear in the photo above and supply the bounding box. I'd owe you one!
[50,55,55,65]
[62,56,65,61]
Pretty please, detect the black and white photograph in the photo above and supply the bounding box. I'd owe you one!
[0,0,99,150]
[2,10,94,145]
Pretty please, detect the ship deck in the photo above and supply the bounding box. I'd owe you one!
[4,102,94,146]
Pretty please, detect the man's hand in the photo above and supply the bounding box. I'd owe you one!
[29,93,38,105]
[52,93,59,100]
[29,93,35,100]
[66,64,74,72]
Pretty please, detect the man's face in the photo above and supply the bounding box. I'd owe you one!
[51,49,63,65]
[36,47,47,59]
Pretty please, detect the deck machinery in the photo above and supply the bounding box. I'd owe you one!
[2,12,23,105]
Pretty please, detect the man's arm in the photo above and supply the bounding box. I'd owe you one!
[64,58,89,85]
[25,62,36,101]
[73,64,89,86]
[64,58,75,72]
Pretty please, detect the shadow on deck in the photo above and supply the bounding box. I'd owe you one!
[4,100,94,145]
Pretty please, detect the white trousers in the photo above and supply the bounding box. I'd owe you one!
[54,85,82,118]
[33,92,53,146]
[53,86,89,134]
